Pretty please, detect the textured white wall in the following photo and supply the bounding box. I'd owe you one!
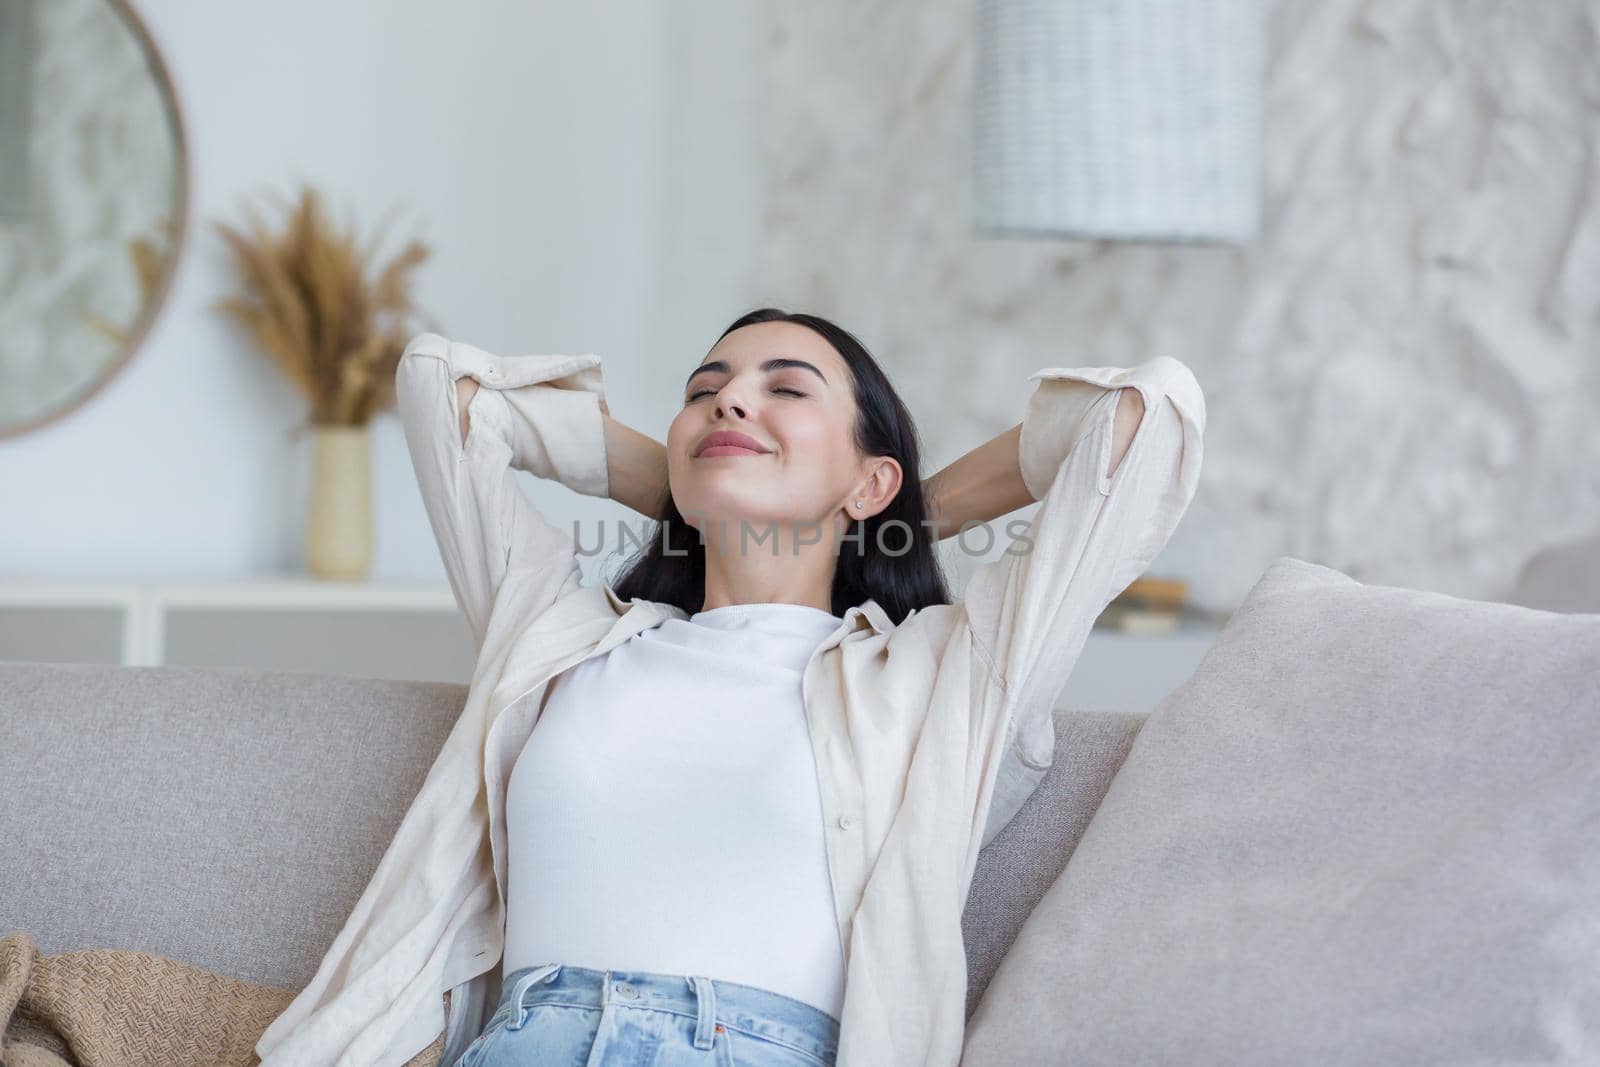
[749,0,1600,611]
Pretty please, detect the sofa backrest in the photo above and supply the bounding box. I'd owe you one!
[962,708,1146,1018]
[0,660,1144,1013]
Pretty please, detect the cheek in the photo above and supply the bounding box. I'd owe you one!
[781,410,844,451]
[665,415,693,457]
[782,421,856,489]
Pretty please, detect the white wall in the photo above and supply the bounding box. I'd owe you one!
[753,0,1600,611]
[12,2,1593,612]
[1,0,770,586]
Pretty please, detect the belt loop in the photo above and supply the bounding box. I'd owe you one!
[507,963,562,1030]
[688,975,717,1049]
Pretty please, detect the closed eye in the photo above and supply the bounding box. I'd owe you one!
[686,387,807,401]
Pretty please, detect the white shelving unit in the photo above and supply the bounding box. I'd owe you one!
[0,578,1228,710]
[0,577,477,684]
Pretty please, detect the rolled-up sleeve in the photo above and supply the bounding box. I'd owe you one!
[394,332,612,655]
[966,356,1206,848]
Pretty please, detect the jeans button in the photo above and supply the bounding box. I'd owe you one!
[618,982,637,998]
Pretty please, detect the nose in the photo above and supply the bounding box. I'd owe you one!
[713,387,748,420]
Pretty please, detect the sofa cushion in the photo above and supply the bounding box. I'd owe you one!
[961,556,1600,1065]
[0,661,468,990]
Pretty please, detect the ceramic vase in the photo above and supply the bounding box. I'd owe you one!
[304,423,372,580]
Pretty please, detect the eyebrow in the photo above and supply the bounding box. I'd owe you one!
[684,358,829,391]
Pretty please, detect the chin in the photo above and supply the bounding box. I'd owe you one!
[679,498,782,530]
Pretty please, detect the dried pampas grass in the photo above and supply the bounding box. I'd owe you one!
[212,184,435,427]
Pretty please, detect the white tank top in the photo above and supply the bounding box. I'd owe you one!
[501,600,849,1022]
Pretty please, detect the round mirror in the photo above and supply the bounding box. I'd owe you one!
[0,0,188,439]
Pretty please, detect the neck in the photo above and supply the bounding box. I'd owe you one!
[697,517,846,614]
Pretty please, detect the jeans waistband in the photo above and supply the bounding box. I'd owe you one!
[494,963,839,1063]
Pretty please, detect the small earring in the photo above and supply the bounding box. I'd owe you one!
[854,500,863,509]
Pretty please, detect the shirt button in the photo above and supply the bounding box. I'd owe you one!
[837,814,854,830]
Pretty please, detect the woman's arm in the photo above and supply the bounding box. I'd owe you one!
[922,391,1145,541]
[396,333,604,654]
[602,415,670,519]
[963,358,1204,848]
[922,424,1028,542]
[463,370,667,520]
[457,377,479,444]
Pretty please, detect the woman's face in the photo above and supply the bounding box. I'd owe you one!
[667,321,880,537]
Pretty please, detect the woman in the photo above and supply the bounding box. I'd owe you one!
[254,308,1205,1067]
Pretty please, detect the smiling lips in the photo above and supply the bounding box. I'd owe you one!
[695,430,773,458]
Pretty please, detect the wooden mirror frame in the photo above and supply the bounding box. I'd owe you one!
[0,0,191,441]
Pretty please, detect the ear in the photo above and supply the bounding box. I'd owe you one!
[849,456,903,520]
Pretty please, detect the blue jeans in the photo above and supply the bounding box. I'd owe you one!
[456,963,841,1067]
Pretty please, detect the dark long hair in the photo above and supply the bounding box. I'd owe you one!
[608,308,952,624]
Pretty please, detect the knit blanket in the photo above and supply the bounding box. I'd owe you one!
[0,932,443,1067]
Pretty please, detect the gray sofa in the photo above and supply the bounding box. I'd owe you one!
[0,651,1124,1047]
[3,555,1597,1065]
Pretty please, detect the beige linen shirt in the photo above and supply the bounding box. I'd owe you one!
[254,331,1205,1067]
